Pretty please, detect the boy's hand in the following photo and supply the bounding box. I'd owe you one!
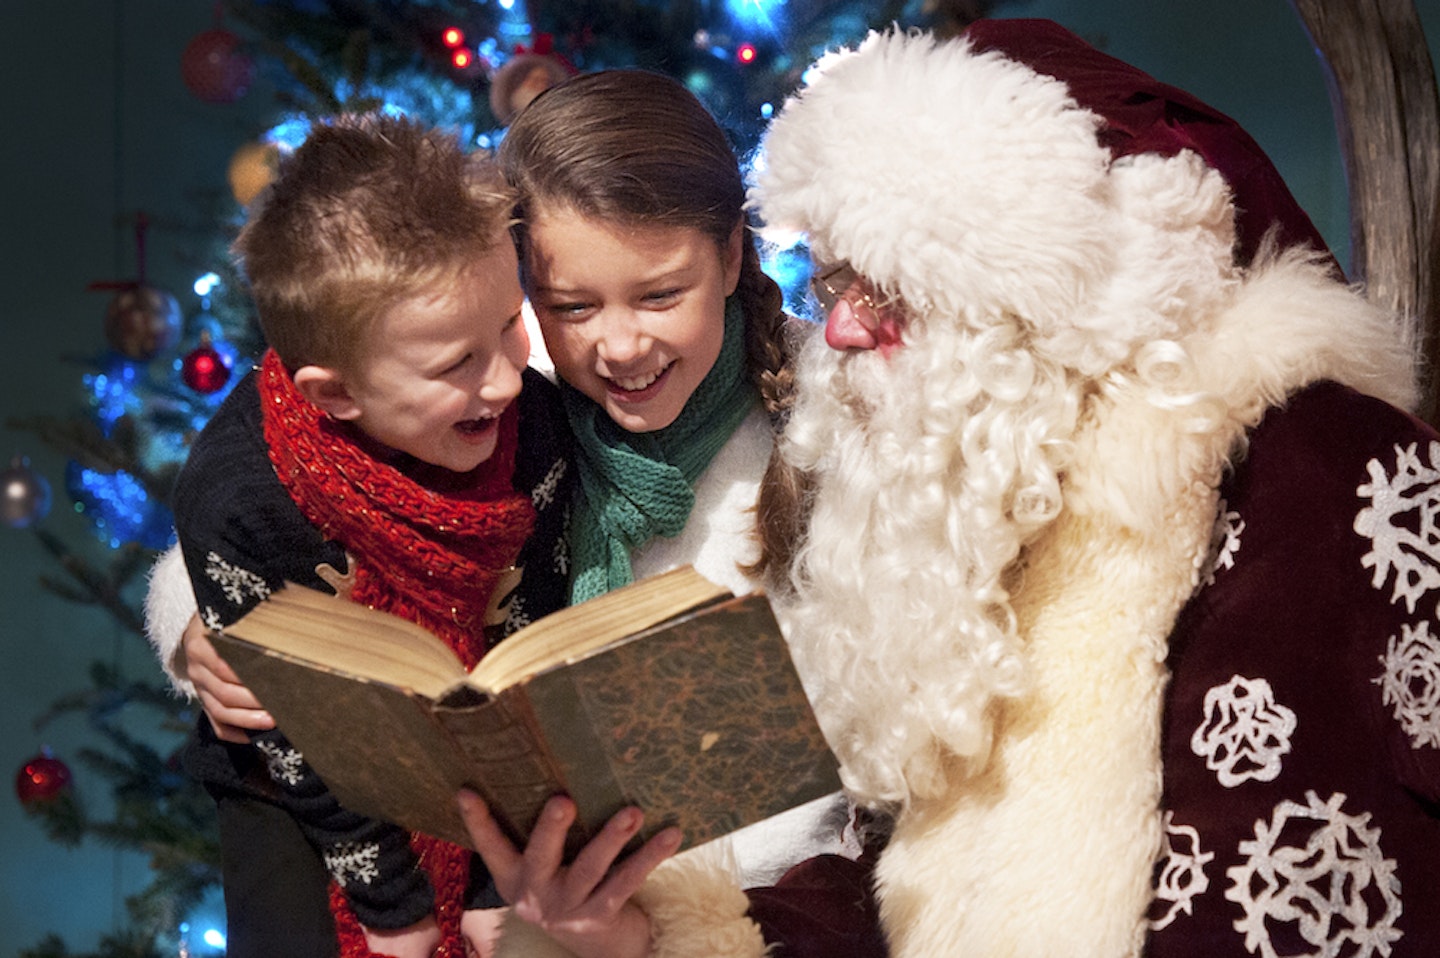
[362,915,441,958]
[180,612,274,742]
[457,791,682,958]
[461,906,507,958]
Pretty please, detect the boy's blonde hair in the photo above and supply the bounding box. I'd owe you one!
[234,113,516,374]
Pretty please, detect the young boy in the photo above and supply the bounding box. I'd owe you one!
[170,113,570,958]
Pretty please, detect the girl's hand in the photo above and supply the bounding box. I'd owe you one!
[180,612,274,742]
[457,791,682,958]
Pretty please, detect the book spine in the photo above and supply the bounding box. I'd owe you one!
[519,669,633,853]
[433,693,583,850]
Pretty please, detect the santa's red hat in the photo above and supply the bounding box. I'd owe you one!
[752,20,1336,373]
[963,19,1329,268]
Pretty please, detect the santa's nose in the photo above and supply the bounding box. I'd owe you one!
[824,297,880,352]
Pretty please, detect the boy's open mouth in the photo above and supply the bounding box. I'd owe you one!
[455,414,499,437]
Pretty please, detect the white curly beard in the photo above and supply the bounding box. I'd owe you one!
[778,312,1082,808]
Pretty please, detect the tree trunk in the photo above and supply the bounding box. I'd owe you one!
[1290,0,1440,423]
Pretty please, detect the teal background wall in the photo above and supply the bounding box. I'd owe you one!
[0,4,272,951]
[1,1,1436,952]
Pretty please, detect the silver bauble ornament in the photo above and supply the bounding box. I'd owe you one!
[1,456,52,528]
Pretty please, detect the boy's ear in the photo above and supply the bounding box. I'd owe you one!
[292,365,363,421]
[722,220,744,297]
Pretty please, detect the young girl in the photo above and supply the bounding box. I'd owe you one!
[457,70,874,958]
[500,68,793,604]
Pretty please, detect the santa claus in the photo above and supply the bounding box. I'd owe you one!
[741,17,1440,958]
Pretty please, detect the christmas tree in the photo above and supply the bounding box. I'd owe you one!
[6,2,996,954]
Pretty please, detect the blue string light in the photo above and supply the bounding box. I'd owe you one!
[65,461,174,551]
[727,0,783,32]
[85,358,142,433]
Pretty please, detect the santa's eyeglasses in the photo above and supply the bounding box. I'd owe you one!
[809,262,900,316]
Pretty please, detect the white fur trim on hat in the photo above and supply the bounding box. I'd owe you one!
[751,28,1239,377]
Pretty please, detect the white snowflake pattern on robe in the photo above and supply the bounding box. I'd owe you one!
[1150,811,1214,931]
[1225,790,1402,958]
[324,841,382,888]
[1191,675,1297,787]
[1355,441,1440,614]
[1374,619,1440,749]
[1199,499,1244,588]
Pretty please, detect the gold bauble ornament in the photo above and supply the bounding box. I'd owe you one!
[228,140,281,207]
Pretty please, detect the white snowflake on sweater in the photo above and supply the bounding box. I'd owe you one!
[531,458,567,511]
[1225,791,1402,958]
[203,552,271,606]
[504,593,531,634]
[254,740,306,787]
[1355,441,1440,614]
[1375,619,1440,749]
[1149,811,1213,931]
[324,841,381,888]
[553,535,569,577]
[1191,675,1297,787]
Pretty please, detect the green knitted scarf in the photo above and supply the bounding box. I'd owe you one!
[564,296,757,602]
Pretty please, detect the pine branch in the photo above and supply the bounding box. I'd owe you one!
[7,414,173,506]
[20,790,86,846]
[30,529,149,635]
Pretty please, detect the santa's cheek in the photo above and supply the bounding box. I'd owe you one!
[874,313,906,358]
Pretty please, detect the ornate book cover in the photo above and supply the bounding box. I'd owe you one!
[212,567,842,854]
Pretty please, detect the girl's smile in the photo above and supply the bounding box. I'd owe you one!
[524,207,742,434]
[606,361,675,401]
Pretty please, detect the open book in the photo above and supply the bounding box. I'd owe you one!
[211,565,841,855]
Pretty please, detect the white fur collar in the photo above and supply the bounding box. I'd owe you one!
[873,249,1416,957]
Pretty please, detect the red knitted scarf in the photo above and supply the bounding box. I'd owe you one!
[258,348,534,957]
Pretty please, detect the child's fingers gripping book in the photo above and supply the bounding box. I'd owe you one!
[210,565,842,857]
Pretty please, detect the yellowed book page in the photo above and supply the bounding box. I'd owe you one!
[470,565,730,691]
[222,586,463,701]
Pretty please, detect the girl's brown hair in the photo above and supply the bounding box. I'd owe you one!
[497,69,796,425]
[498,70,807,581]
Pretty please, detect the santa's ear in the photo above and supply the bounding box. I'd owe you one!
[292,365,362,420]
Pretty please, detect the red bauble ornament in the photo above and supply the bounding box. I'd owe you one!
[15,750,72,807]
[104,285,183,360]
[181,28,255,104]
[181,341,231,394]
